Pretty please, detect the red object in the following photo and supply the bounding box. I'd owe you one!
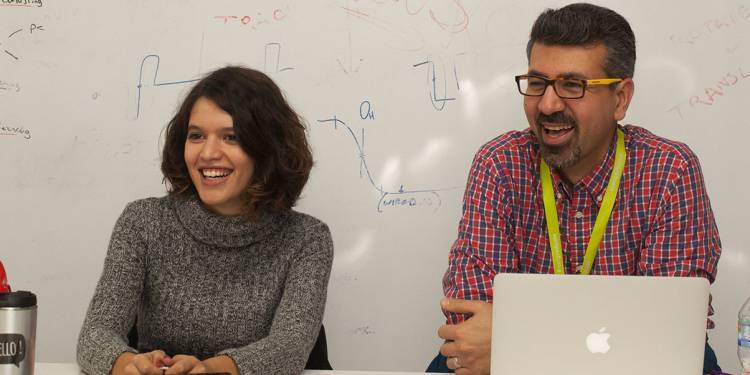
[0,261,10,293]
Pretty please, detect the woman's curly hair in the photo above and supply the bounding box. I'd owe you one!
[161,66,313,216]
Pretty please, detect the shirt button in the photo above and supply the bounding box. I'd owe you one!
[575,264,583,273]
[574,211,584,219]
[556,192,562,200]
[597,194,603,202]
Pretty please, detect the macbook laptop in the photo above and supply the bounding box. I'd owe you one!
[491,273,709,375]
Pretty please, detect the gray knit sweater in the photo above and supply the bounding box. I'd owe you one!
[76,195,334,375]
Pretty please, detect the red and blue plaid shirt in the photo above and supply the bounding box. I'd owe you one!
[443,125,721,326]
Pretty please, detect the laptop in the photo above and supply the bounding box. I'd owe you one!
[491,273,709,375]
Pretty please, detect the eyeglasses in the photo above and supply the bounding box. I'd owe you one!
[515,74,623,99]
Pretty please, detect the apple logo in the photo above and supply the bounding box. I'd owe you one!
[585,327,611,354]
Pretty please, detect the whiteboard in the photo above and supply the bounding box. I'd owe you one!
[1,0,748,373]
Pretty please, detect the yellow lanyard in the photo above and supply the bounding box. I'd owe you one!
[540,129,626,275]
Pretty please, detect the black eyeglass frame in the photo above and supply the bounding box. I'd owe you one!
[514,74,623,99]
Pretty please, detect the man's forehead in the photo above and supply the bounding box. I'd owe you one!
[527,42,608,77]
[527,69,588,80]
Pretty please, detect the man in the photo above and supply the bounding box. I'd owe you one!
[432,3,722,375]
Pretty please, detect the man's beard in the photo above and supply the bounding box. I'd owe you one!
[535,112,582,170]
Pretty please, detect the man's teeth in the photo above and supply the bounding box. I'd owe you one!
[202,169,231,178]
[544,124,573,131]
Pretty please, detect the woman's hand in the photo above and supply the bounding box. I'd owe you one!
[115,351,237,375]
[163,355,206,374]
[164,354,238,375]
[114,350,171,375]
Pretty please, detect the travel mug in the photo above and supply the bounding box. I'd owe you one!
[0,291,37,375]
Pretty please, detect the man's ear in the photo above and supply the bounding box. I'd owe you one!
[613,78,634,121]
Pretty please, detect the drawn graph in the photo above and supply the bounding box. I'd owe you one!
[135,54,201,119]
[2,24,44,61]
[264,43,294,73]
[2,28,21,60]
[317,113,460,213]
[413,57,461,111]
[136,43,294,118]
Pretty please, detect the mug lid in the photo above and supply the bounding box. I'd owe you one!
[0,291,36,308]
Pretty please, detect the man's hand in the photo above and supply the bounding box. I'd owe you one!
[437,298,493,375]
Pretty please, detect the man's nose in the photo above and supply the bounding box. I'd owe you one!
[538,84,565,115]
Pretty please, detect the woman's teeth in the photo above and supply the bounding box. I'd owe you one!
[202,169,231,178]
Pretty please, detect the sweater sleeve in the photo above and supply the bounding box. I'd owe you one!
[219,220,334,375]
[77,202,147,375]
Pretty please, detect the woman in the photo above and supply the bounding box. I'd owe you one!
[77,66,334,375]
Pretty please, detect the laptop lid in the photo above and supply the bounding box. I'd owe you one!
[490,273,709,375]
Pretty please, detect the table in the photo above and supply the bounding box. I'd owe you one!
[35,363,432,375]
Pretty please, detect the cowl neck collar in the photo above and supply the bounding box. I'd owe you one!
[170,195,282,248]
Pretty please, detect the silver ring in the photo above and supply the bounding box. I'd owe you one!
[452,356,461,368]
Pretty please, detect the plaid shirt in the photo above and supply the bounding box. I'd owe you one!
[443,125,721,326]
